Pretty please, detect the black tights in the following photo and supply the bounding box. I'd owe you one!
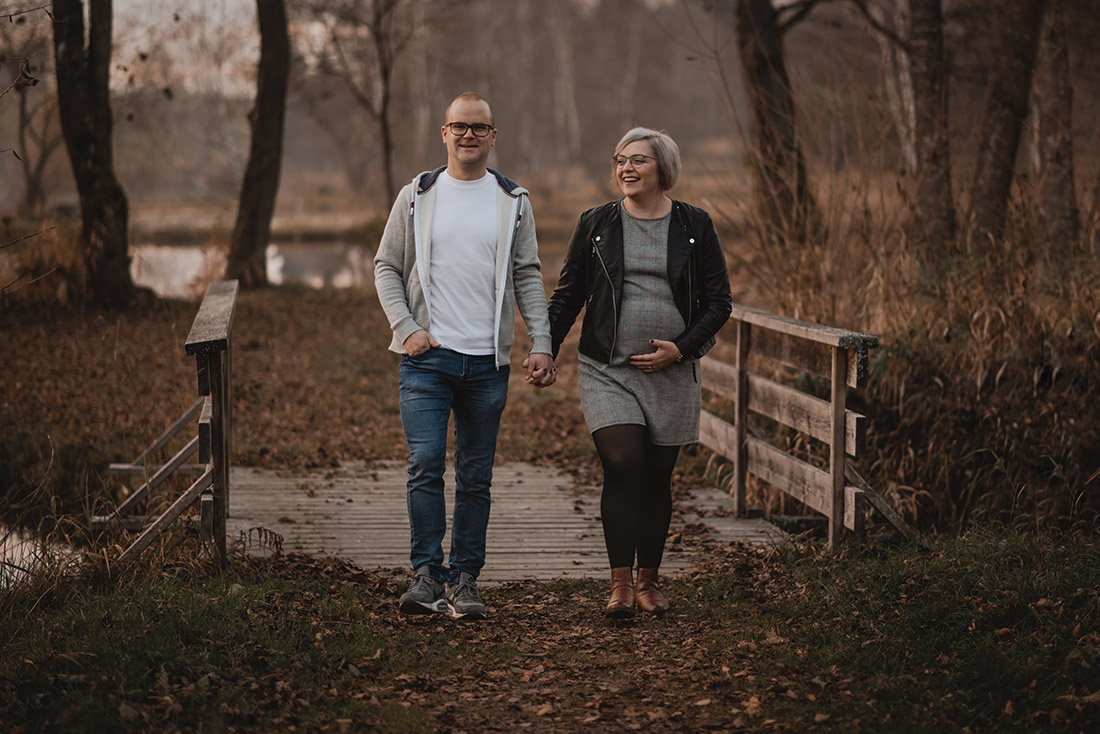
[592,424,680,569]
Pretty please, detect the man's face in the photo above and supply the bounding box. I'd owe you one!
[442,99,496,170]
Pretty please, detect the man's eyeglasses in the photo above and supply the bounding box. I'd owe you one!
[612,154,657,168]
[446,122,495,138]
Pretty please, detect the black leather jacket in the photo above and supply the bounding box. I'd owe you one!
[548,200,733,364]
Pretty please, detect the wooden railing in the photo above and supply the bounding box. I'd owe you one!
[699,304,910,546]
[94,280,239,571]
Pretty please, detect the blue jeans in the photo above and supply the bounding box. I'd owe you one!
[398,347,509,583]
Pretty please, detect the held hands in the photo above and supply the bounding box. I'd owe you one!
[629,338,682,373]
[403,330,441,356]
[522,352,557,388]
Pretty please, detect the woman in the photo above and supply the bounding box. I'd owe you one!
[547,128,732,618]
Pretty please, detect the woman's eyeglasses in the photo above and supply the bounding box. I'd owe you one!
[612,154,656,168]
[446,122,495,137]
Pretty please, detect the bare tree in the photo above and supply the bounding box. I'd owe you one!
[549,3,582,179]
[225,0,290,288]
[295,0,419,204]
[1,11,64,219]
[967,0,1046,250]
[614,7,644,136]
[15,89,63,218]
[1031,0,1078,257]
[901,0,955,256]
[734,0,820,245]
[52,0,134,307]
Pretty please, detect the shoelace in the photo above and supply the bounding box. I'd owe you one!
[452,579,480,603]
[410,574,436,593]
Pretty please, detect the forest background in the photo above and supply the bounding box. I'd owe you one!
[2,0,1099,549]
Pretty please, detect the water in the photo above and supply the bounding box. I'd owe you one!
[130,242,374,299]
[0,524,76,590]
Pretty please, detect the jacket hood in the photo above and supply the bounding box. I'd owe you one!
[412,166,528,198]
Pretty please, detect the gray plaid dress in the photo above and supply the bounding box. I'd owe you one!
[577,205,701,446]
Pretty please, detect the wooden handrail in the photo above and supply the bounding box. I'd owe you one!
[185,280,239,355]
[730,304,879,351]
[698,304,903,547]
[105,280,239,575]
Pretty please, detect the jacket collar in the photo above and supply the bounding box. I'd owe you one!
[416,166,526,198]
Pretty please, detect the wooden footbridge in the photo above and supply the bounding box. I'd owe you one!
[226,461,784,582]
[103,280,910,580]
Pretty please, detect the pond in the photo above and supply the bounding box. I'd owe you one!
[130,242,374,299]
[0,524,78,591]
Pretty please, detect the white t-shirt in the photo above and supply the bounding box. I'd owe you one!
[429,171,499,355]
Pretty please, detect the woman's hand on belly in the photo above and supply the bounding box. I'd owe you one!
[629,338,682,373]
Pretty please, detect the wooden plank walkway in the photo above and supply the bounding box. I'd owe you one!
[227,462,784,582]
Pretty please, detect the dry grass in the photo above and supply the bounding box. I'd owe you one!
[0,222,87,308]
[702,157,1100,531]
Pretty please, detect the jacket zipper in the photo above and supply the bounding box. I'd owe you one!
[682,207,699,381]
[592,237,618,364]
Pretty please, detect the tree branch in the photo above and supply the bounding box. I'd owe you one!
[846,0,909,52]
[1,4,52,21]
[1,226,55,250]
[327,24,380,119]
[2,266,58,294]
[775,0,909,52]
[777,0,824,33]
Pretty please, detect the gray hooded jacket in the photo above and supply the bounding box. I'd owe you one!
[373,166,552,368]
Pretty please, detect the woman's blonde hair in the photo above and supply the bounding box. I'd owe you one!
[613,127,681,191]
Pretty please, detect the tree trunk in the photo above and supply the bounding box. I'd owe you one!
[225,0,290,289]
[968,0,1046,250]
[734,0,818,245]
[616,6,644,135]
[52,0,134,307]
[550,4,582,183]
[906,0,956,255]
[371,0,397,204]
[1032,0,1078,257]
[17,89,47,218]
[874,2,917,174]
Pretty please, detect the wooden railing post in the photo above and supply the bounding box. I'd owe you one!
[732,319,750,516]
[185,280,238,568]
[829,347,848,547]
[225,339,234,517]
[208,348,229,568]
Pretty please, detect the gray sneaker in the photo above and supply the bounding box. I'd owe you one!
[445,572,488,620]
[399,567,446,615]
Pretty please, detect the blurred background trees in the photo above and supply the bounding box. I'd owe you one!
[2,0,1093,257]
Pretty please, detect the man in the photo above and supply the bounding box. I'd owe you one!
[374,93,556,620]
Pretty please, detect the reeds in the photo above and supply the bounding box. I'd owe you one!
[711,161,1099,531]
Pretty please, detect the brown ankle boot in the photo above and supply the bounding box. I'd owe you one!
[605,566,635,618]
[636,568,669,615]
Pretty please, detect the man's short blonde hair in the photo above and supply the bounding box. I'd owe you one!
[446,92,494,126]
[613,127,681,191]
